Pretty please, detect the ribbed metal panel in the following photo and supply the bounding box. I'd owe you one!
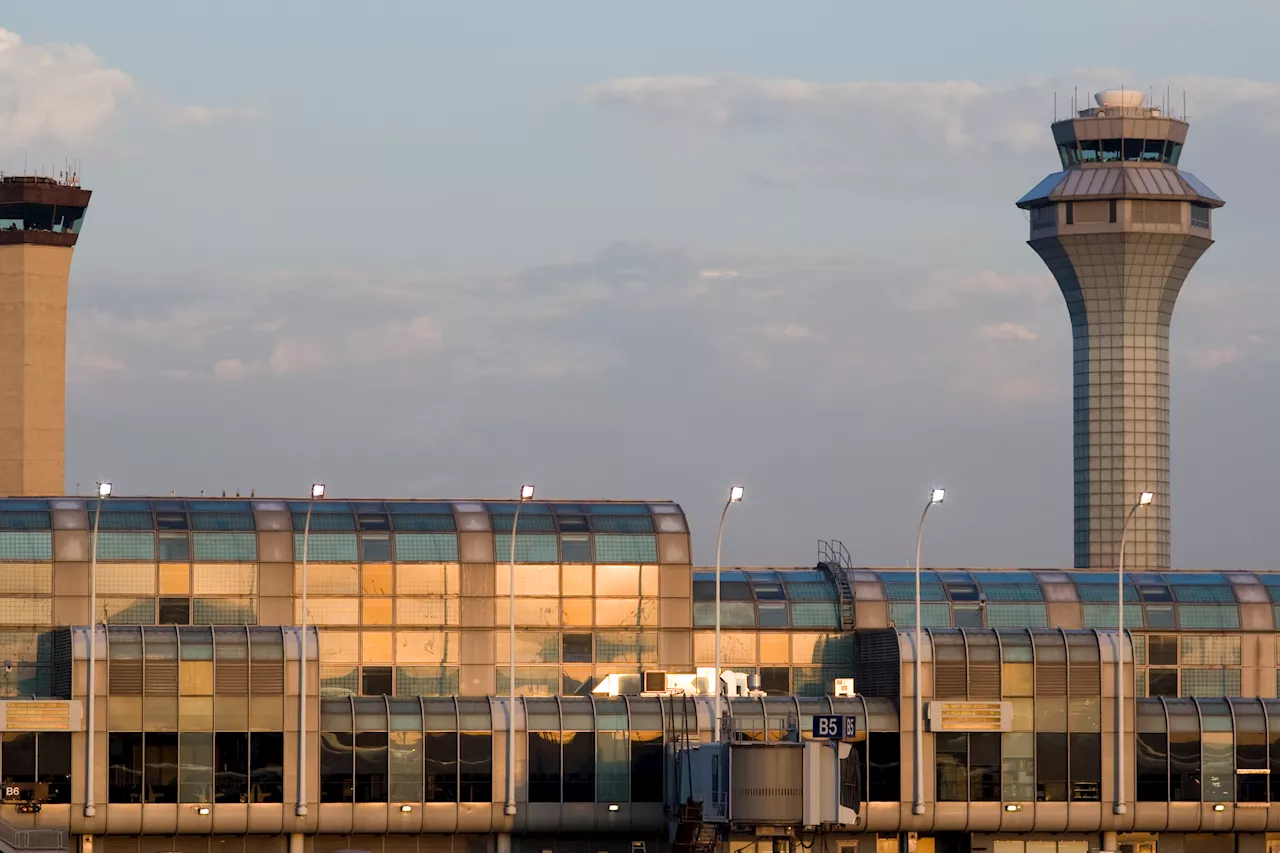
[968,662,1001,700]
[50,628,72,699]
[144,660,178,696]
[852,629,900,698]
[1069,661,1101,696]
[242,837,287,853]
[215,659,249,695]
[250,660,285,694]
[107,660,142,695]
[1036,662,1067,696]
[349,835,384,853]
[934,663,968,700]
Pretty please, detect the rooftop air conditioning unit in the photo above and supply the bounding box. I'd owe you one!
[643,670,667,692]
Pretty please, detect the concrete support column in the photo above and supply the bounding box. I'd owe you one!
[80,835,93,853]
[1101,831,1118,853]
[496,833,513,853]
[290,832,306,853]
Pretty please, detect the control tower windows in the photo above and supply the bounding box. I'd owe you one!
[1058,139,1184,166]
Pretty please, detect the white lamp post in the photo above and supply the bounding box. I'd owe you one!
[296,482,324,818]
[713,485,744,742]
[84,481,110,819]
[912,487,945,816]
[505,484,535,817]
[1115,490,1153,819]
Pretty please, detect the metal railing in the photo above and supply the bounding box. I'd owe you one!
[0,815,68,853]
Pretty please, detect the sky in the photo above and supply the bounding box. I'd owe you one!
[3,1,1280,568]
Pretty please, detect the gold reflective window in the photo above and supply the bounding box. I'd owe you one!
[363,598,393,625]
[178,696,213,730]
[362,563,393,595]
[96,563,155,596]
[297,598,359,626]
[109,696,143,730]
[394,563,459,595]
[494,598,559,627]
[562,564,593,597]
[193,563,256,596]
[759,633,789,665]
[158,563,190,596]
[362,631,394,664]
[294,563,358,596]
[318,629,359,663]
[496,631,559,664]
[181,661,213,695]
[395,598,454,626]
[1002,662,1034,697]
[595,598,643,627]
[495,565,560,597]
[396,631,458,664]
[639,565,659,597]
[0,563,51,595]
[143,697,178,731]
[250,696,283,731]
[596,565,641,597]
[562,600,592,626]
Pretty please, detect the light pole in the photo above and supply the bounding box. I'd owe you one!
[505,484,535,818]
[713,485,744,742]
[296,483,324,819]
[1115,490,1153,820]
[84,481,110,819]
[913,487,945,817]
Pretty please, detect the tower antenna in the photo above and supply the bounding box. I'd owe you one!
[1054,91,1057,121]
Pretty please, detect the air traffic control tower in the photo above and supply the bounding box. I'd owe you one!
[1017,90,1224,570]
[0,175,91,497]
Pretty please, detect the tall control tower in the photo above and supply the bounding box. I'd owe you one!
[1017,90,1224,570]
[0,175,91,496]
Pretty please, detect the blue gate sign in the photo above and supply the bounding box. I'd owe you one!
[812,714,857,739]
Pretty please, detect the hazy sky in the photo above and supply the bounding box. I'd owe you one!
[4,2,1279,568]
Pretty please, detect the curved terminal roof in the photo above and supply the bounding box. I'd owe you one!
[1017,167,1224,208]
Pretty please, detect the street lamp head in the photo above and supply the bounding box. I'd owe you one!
[97,482,112,498]
[311,483,326,499]
[729,485,745,502]
[1139,491,1154,506]
[930,488,945,505]
[520,484,535,500]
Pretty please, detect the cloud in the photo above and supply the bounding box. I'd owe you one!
[0,28,133,153]
[979,322,1039,342]
[1187,346,1242,371]
[213,358,248,382]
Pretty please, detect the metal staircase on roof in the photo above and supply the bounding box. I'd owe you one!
[0,814,66,853]
[818,539,856,632]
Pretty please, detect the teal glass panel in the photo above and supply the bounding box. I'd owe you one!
[1081,603,1144,629]
[105,599,155,625]
[490,514,557,533]
[395,667,460,696]
[980,584,1044,602]
[0,511,51,530]
[791,602,840,628]
[593,535,657,563]
[595,632,657,664]
[1180,668,1241,697]
[586,504,650,515]
[806,635,853,666]
[984,604,1047,628]
[974,572,1039,584]
[190,512,255,531]
[596,730,629,800]
[693,602,754,627]
[193,599,257,625]
[792,667,847,697]
[392,515,456,532]
[493,534,558,563]
[591,516,655,534]
[1170,585,1235,603]
[96,511,154,530]
[194,533,258,561]
[883,583,945,602]
[95,532,156,560]
[291,513,355,531]
[294,533,357,562]
[890,602,949,628]
[0,532,52,560]
[1274,605,1280,629]
[785,582,837,601]
[495,666,559,697]
[1076,583,1140,603]
[394,534,459,562]
[1178,605,1239,630]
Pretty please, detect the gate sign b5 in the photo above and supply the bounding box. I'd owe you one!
[811,714,857,739]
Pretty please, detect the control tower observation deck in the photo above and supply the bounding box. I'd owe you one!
[1016,89,1224,571]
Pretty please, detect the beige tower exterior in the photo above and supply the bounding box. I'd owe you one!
[1017,90,1223,570]
[0,176,91,496]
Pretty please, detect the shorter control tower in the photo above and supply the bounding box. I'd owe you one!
[0,175,91,496]
[1017,90,1224,570]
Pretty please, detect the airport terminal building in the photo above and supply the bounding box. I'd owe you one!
[0,497,1269,853]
